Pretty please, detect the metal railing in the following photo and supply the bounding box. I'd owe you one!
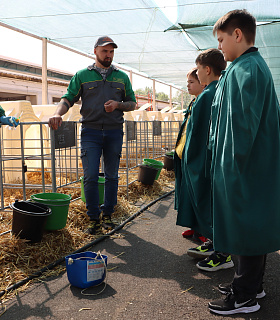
[0,119,181,209]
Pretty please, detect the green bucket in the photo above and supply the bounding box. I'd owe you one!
[165,151,175,157]
[80,176,105,205]
[30,193,71,231]
[143,159,163,180]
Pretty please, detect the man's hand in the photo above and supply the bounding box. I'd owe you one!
[104,100,118,113]
[48,99,70,130]
[48,115,63,130]
[104,100,136,112]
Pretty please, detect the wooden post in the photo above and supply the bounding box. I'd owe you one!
[152,79,156,111]
[42,38,48,104]
[169,86,172,109]
[129,70,133,86]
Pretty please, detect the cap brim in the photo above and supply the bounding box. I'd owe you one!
[98,42,118,48]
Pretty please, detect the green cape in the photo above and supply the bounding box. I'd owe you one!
[175,81,218,239]
[209,51,280,255]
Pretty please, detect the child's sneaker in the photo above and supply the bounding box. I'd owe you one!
[85,219,102,235]
[102,215,115,230]
[218,283,266,299]
[196,252,234,271]
[208,292,260,315]
[187,240,214,258]
[182,229,194,238]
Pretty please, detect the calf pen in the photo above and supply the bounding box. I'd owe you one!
[0,118,181,209]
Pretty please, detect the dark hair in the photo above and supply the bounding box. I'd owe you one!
[187,67,199,82]
[213,9,256,44]
[195,48,226,76]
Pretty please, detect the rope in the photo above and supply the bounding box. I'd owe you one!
[67,250,108,296]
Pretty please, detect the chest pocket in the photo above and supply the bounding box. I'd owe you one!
[111,82,125,101]
[82,81,99,98]
[86,81,98,91]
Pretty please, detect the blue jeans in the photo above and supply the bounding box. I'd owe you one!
[80,127,123,220]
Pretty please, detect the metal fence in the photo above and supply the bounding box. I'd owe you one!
[0,119,181,209]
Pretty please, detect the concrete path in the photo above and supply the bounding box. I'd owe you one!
[1,194,280,320]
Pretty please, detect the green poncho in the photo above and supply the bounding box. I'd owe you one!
[209,51,280,255]
[0,106,5,118]
[175,81,218,240]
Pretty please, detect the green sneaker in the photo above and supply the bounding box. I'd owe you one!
[102,215,115,230]
[85,219,102,235]
[187,240,214,259]
[196,252,234,271]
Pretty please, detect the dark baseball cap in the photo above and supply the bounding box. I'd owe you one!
[94,36,118,48]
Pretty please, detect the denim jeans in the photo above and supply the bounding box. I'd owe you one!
[80,127,123,220]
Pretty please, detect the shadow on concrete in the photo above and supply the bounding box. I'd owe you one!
[2,195,280,320]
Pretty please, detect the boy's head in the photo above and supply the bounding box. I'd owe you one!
[213,10,256,61]
[195,49,226,85]
[186,67,205,97]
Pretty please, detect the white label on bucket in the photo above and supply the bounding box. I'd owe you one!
[87,261,105,282]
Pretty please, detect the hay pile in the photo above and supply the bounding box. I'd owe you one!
[0,169,175,302]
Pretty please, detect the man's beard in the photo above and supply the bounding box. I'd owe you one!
[96,56,112,68]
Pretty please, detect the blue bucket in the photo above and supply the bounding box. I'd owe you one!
[65,251,108,288]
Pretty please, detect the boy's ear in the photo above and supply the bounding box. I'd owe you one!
[206,65,211,75]
[234,28,243,43]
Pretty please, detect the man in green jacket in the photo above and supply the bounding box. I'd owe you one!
[49,36,136,234]
[208,10,280,315]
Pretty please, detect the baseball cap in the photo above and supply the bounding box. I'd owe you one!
[94,36,118,48]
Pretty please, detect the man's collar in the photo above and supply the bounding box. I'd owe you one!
[88,63,118,71]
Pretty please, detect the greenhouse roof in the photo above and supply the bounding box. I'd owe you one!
[0,0,280,97]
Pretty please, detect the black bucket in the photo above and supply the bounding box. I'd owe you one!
[163,154,174,171]
[11,200,52,243]
[138,165,158,185]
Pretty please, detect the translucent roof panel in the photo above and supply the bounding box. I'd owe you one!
[0,0,198,88]
[174,0,280,28]
[171,0,280,98]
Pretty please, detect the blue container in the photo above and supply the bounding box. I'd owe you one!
[65,251,108,288]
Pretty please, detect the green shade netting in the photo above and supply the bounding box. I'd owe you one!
[0,0,279,97]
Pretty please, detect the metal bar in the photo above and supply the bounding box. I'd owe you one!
[39,123,46,192]
[42,38,48,104]
[169,86,172,109]
[135,122,138,166]
[75,123,79,179]
[125,121,129,200]
[50,128,57,192]
[19,123,26,200]
[152,79,156,111]
[145,121,149,159]
[0,21,43,40]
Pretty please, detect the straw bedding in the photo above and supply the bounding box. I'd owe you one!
[0,169,174,302]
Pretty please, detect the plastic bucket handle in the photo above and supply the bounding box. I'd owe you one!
[66,252,108,295]
[10,201,51,216]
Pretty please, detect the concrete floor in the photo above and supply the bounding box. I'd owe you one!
[1,194,279,320]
